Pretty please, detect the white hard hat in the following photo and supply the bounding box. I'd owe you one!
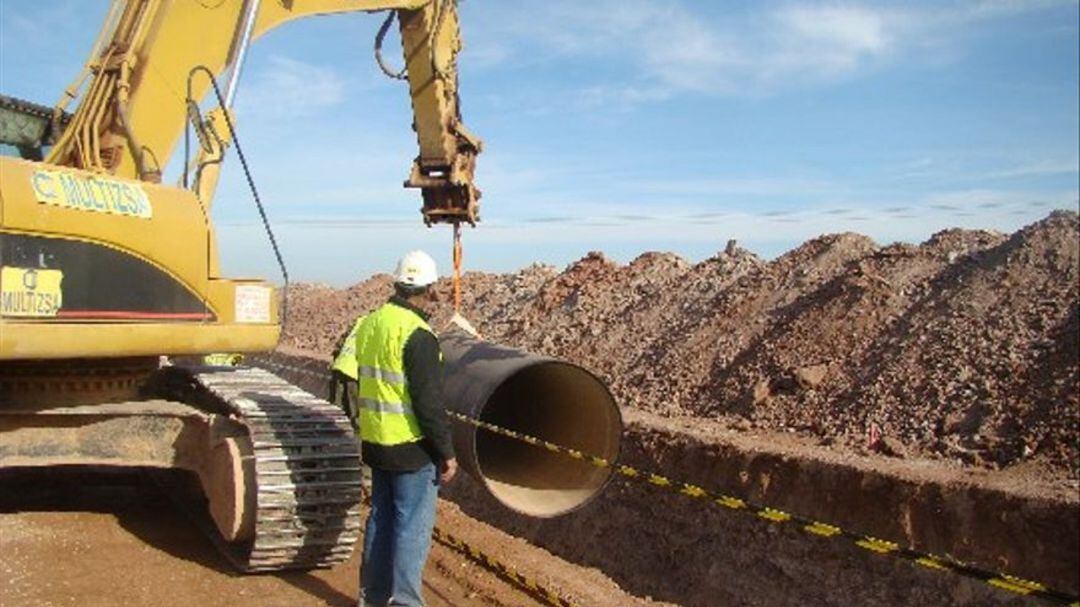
[394,250,438,287]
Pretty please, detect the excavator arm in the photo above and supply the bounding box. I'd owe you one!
[396,2,482,225]
[41,0,481,224]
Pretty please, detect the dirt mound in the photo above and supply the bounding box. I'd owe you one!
[280,212,1079,478]
[284,275,394,351]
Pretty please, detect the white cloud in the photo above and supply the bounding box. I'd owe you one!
[983,158,1080,179]
[576,84,674,108]
[236,55,345,118]
[965,0,1078,19]
[0,1,87,46]
[461,41,511,70]
[777,6,889,54]
[618,176,838,199]
[461,0,1075,105]
[885,153,1080,184]
[761,5,894,83]
[462,1,902,101]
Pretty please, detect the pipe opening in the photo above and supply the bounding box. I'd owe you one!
[474,361,621,517]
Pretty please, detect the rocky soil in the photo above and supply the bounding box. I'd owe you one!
[283,211,1079,482]
[0,467,663,607]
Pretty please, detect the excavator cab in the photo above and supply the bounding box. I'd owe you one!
[0,95,66,161]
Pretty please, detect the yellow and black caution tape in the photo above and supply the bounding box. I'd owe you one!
[448,411,1080,606]
[432,527,581,607]
[252,360,1078,606]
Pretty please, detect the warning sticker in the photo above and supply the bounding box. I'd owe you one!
[1,267,64,317]
[31,169,153,219]
[235,285,272,323]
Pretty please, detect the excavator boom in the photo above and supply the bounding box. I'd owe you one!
[0,0,483,573]
[35,0,479,222]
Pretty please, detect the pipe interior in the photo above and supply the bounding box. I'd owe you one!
[475,362,621,517]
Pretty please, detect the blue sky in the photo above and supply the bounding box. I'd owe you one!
[2,1,1077,286]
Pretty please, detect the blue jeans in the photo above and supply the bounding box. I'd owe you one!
[361,463,438,607]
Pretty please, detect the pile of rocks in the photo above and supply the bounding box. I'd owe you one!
[282,211,1079,478]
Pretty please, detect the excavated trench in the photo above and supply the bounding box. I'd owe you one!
[263,350,1078,607]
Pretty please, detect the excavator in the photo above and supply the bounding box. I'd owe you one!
[0,0,481,572]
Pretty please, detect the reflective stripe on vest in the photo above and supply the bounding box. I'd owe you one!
[354,302,434,446]
[330,316,366,379]
[357,365,406,384]
[358,397,412,416]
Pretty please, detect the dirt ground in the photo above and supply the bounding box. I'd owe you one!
[0,467,662,607]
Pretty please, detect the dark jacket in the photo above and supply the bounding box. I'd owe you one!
[360,296,455,471]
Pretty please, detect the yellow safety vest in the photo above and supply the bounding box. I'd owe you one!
[354,302,434,446]
[330,315,366,380]
[204,353,243,366]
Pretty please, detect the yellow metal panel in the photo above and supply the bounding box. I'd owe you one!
[121,0,245,180]
[0,321,280,360]
[400,2,458,165]
[1,156,210,303]
[253,0,428,36]
[2,155,279,327]
[0,267,64,317]
[31,169,153,218]
[206,278,280,325]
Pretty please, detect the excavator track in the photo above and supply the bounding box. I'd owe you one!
[169,365,363,572]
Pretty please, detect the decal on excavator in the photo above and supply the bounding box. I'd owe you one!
[31,169,153,219]
[0,266,63,317]
[234,285,271,323]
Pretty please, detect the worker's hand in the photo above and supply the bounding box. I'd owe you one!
[439,458,458,484]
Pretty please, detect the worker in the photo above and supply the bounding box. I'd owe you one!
[357,250,457,607]
[329,316,365,428]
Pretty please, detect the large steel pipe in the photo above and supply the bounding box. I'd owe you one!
[441,330,622,517]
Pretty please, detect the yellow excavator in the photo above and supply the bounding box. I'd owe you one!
[0,0,480,572]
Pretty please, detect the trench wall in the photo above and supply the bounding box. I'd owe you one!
[259,350,1079,607]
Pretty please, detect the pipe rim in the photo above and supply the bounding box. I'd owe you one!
[470,359,623,518]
